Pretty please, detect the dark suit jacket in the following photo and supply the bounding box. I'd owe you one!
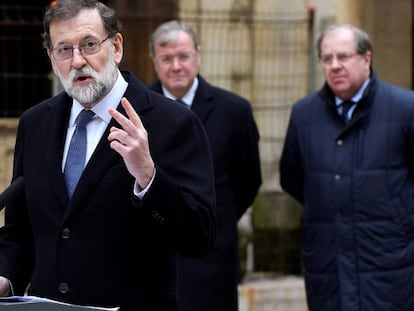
[0,71,216,311]
[149,75,262,311]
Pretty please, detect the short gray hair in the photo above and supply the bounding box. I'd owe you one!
[149,20,200,57]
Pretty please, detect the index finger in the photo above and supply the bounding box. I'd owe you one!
[109,97,143,129]
[121,97,142,127]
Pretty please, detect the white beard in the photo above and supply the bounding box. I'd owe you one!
[57,50,118,106]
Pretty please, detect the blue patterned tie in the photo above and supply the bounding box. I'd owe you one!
[341,100,354,124]
[64,109,95,198]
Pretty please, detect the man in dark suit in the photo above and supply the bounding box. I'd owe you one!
[0,2,216,311]
[148,20,262,311]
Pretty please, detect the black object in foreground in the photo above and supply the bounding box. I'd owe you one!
[0,295,119,310]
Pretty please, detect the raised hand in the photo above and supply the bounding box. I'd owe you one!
[108,97,155,189]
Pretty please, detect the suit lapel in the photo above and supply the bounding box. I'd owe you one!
[43,94,73,209]
[189,76,214,122]
[65,71,152,211]
[66,119,119,211]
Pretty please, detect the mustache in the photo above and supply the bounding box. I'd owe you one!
[69,67,98,81]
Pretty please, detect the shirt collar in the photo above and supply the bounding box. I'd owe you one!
[162,77,199,107]
[335,78,370,106]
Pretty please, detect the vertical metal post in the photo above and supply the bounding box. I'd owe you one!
[307,5,316,93]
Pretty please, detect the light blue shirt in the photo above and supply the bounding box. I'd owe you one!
[335,78,370,120]
[63,70,128,169]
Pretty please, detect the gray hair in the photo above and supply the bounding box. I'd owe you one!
[316,23,373,59]
[149,20,200,57]
[42,0,122,50]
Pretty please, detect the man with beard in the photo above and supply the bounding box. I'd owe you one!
[0,1,216,310]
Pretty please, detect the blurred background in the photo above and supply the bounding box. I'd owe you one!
[0,0,412,309]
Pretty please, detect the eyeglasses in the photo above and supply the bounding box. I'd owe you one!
[156,52,196,66]
[320,52,361,65]
[51,36,110,61]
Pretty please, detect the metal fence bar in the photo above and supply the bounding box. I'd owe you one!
[181,10,311,192]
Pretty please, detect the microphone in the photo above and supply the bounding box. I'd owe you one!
[0,177,25,211]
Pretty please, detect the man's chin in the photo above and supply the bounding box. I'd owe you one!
[170,81,189,91]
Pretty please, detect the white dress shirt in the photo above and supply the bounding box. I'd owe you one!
[62,70,153,198]
[162,77,199,107]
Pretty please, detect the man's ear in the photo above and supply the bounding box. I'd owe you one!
[47,50,59,76]
[113,33,124,64]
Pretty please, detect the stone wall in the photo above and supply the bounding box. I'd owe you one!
[0,119,18,225]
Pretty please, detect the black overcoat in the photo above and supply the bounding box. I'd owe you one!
[150,75,262,311]
[0,71,216,311]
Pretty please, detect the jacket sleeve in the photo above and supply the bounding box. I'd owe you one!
[279,115,305,205]
[231,101,262,220]
[133,102,216,258]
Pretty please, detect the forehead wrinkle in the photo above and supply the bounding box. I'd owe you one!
[49,10,104,47]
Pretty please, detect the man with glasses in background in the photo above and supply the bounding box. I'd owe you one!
[0,1,216,310]
[280,23,414,310]
[148,20,262,311]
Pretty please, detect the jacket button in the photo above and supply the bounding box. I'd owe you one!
[61,228,70,239]
[151,210,165,223]
[337,140,343,145]
[58,282,69,294]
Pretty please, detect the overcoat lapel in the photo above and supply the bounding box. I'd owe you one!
[190,76,214,123]
[65,73,152,213]
[66,119,120,213]
[43,94,72,209]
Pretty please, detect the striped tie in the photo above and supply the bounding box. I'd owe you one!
[64,109,95,198]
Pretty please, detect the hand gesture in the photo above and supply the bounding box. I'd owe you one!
[108,97,155,189]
